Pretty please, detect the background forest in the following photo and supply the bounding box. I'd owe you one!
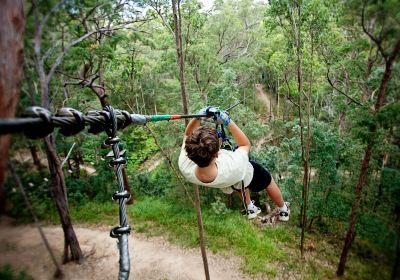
[1,0,399,279]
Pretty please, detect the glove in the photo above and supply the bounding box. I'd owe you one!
[196,106,216,119]
[216,110,231,126]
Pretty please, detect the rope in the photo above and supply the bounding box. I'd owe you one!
[241,181,248,213]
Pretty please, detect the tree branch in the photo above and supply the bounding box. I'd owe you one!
[374,37,400,111]
[284,72,299,108]
[361,2,387,61]
[63,73,107,106]
[148,1,174,35]
[46,25,130,83]
[80,3,106,33]
[326,69,364,106]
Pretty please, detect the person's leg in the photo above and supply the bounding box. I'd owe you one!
[266,178,285,208]
[266,178,290,221]
[247,161,289,221]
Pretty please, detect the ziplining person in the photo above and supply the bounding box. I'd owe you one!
[178,107,290,220]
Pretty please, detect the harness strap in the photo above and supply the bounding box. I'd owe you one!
[217,124,236,151]
[241,181,248,212]
[230,181,247,213]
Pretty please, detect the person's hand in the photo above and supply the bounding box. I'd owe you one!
[196,106,216,119]
[216,110,231,126]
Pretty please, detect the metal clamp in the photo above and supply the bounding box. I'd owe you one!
[112,190,131,201]
[110,225,131,238]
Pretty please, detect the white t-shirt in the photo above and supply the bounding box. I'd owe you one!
[178,141,254,194]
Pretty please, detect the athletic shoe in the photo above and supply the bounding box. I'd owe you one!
[279,202,290,222]
[247,203,261,220]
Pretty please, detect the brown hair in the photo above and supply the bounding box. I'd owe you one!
[185,126,219,167]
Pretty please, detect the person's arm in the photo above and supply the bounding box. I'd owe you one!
[184,106,212,137]
[184,118,201,137]
[227,122,251,152]
[216,111,251,153]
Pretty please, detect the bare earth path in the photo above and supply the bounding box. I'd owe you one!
[253,84,274,151]
[254,83,273,119]
[0,218,252,280]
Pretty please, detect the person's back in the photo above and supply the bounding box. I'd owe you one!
[178,132,253,194]
[178,107,290,221]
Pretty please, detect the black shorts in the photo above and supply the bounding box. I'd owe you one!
[246,161,272,192]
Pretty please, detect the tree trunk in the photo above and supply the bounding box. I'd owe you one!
[289,1,308,255]
[72,155,80,178]
[38,59,84,263]
[301,22,313,257]
[276,79,280,119]
[0,0,25,213]
[269,87,273,121]
[29,143,45,176]
[337,38,400,276]
[172,0,189,123]
[44,135,84,264]
[337,145,372,275]
[338,110,346,135]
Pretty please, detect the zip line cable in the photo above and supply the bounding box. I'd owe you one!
[0,106,208,137]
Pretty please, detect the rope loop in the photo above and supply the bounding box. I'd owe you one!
[87,110,106,134]
[109,157,126,166]
[103,106,117,137]
[117,110,132,130]
[110,225,131,238]
[23,107,54,139]
[104,136,120,146]
[56,107,85,136]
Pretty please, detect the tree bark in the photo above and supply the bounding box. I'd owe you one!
[172,0,189,124]
[29,143,45,176]
[0,0,25,213]
[44,135,84,264]
[337,145,372,275]
[301,18,313,257]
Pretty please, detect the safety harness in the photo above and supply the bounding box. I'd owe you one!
[215,120,248,214]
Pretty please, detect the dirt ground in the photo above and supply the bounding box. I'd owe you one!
[0,217,252,280]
